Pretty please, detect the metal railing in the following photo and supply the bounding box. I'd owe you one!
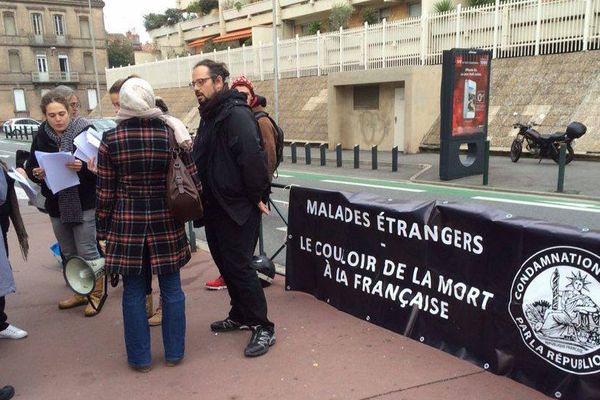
[31,71,80,83]
[106,0,600,88]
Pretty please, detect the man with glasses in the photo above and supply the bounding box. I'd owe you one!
[54,85,81,119]
[191,59,275,357]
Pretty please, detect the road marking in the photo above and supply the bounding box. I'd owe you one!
[271,199,289,205]
[276,174,293,178]
[321,179,425,193]
[276,227,287,232]
[0,155,9,159]
[472,196,600,213]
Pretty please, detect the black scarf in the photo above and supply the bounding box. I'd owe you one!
[44,117,90,224]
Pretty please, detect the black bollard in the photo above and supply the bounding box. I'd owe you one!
[483,139,490,186]
[320,143,327,166]
[354,145,360,169]
[291,142,297,164]
[336,143,342,167]
[187,221,197,252]
[557,143,566,193]
[305,143,311,165]
[392,146,398,172]
[371,145,378,170]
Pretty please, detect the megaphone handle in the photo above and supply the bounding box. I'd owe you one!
[86,274,109,313]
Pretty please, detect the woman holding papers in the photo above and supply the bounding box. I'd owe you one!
[96,78,200,372]
[25,90,103,317]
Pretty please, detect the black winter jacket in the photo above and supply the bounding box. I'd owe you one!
[193,90,268,226]
[25,121,97,218]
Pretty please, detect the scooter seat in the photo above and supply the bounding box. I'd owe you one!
[540,132,566,141]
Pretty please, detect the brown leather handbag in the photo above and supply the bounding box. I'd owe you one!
[166,129,203,223]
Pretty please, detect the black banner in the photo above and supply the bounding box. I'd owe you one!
[285,186,600,400]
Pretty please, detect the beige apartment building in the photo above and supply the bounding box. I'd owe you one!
[0,0,107,122]
[151,0,427,58]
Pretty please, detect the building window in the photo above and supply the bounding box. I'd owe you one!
[408,3,422,18]
[13,89,27,112]
[79,16,90,38]
[83,52,94,72]
[87,89,98,110]
[36,55,48,72]
[54,14,65,36]
[8,50,21,72]
[3,12,16,36]
[353,85,379,110]
[31,13,43,35]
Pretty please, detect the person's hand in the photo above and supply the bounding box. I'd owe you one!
[65,159,83,172]
[86,157,97,174]
[98,240,107,254]
[32,167,45,180]
[15,167,27,179]
[257,201,269,215]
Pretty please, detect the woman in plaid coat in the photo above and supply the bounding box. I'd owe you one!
[96,78,201,371]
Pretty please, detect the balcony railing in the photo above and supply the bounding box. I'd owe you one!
[28,34,105,48]
[31,71,80,83]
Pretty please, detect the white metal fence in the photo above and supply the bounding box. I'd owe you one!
[107,0,600,89]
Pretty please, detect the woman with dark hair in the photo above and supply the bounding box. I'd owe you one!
[97,78,199,371]
[25,89,103,317]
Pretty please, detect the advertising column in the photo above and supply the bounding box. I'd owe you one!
[439,49,491,180]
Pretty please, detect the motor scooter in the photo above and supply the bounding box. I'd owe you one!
[510,117,586,165]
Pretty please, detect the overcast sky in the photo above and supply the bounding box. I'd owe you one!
[103,0,176,43]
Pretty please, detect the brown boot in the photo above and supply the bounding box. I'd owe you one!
[145,294,153,319]
[58,293,88,310]
[148,302,162,326]
[84,278,104,317]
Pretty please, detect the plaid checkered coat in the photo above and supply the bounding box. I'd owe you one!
[96,118,201,276]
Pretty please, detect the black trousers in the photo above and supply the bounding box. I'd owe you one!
[204,206,273,330]
[0,296,7,331]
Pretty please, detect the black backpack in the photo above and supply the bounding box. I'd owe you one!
[254,111,284,170]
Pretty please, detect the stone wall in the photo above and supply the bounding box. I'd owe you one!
[97,75,329,143]
[422,51,600,154]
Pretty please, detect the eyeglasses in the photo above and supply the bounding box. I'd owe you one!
[190,76,213,88]
[69,102,80,108]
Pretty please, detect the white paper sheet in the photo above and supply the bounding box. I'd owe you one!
[7,168,37,202]
[34,151,80,194]
[86,127,102,148]
[73,131,98,163]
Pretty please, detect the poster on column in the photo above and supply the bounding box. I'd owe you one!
[285,186,600,400]
[451,51,490,137]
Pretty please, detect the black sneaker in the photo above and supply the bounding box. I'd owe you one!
[244,326,276,357]
[0,385,15,400]
[210,318,248,332]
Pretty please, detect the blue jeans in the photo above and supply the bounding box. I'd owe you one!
[122,270,186,367]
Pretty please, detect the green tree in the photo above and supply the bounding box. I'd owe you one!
[143,13,167,31]
[164,8,184,26]
[107,39,135,68]
[361,7,378,25]
[433,0,455,12]
[307,21,321,35]
[329,2,354,30]
[187,0,219,15]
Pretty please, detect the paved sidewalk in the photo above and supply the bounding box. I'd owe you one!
[0,205,552,399]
